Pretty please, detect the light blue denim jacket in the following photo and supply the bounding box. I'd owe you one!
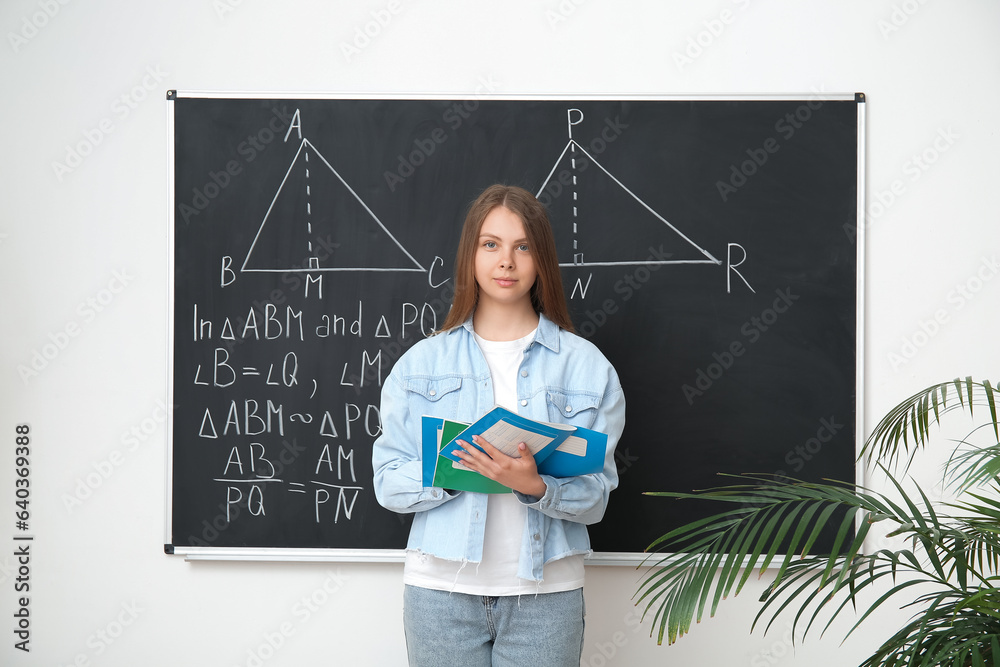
[372,313,626,582]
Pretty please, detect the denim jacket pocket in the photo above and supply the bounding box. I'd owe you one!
[402,376,464,414]
[545,390,601,429]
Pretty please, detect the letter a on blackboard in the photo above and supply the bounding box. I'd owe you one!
[284,109,302,143]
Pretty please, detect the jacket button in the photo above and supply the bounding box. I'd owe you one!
[429,389,436,396]
[520,399,528,407]
[565,405,572,412]
[520,370,528,377]
[532,533,541,541]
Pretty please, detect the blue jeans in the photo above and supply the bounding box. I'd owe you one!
[402,585,585,667]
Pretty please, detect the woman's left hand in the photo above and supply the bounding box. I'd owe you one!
[455,435,547,497]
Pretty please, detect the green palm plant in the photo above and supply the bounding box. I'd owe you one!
[636,377,1000,666]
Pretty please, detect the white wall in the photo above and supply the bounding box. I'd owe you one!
[2,0,999,665]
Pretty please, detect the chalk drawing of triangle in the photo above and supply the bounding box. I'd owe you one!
[537,140,720,267]
[242,138,425,273]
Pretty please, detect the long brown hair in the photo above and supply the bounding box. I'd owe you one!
[440,184,574,332]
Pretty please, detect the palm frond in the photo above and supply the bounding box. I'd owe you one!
[944,429,1000,493]
[635,475,957,645]
[863,377,1000,478]
[639,377,1000,664]
[859,587,1000,667]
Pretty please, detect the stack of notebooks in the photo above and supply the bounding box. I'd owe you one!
[421,406,608,493]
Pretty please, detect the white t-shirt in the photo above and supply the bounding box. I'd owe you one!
[403,327,585,594]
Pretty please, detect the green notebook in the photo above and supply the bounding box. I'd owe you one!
[431,419,511,494]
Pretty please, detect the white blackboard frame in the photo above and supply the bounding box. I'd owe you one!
[165,91,866,565]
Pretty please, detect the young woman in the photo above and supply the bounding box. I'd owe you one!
[373,184,626,666]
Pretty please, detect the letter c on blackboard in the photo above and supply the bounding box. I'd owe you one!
[428,256,450,288]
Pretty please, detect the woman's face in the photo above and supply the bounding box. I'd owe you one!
[473,206,538,311]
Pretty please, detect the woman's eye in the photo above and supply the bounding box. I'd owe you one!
[518,244,530,252]
[483,241,497,249]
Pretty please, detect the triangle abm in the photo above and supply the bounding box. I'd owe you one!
[242,138,425,274]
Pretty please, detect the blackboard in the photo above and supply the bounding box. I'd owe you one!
[167,93,864,560]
